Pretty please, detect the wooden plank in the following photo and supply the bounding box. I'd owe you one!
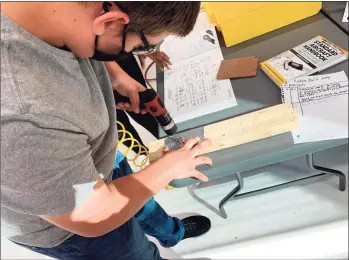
[149,104,299,162]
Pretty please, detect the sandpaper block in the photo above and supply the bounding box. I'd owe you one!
[216,56,259,80]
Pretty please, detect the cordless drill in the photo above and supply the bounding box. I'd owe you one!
[114,88,177,136]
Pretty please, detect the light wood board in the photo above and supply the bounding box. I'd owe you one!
[149,104,299,162]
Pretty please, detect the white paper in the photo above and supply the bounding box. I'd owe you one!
[160,13,219,63]
[164,48,237,123]
[160,12,237,123]
[281,71,348,143]
[343,2,348,22]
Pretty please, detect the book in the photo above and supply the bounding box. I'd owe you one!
[261,35,348,87]
[159,12,237,123]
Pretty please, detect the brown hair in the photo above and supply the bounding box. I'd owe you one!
[117,2,201,37]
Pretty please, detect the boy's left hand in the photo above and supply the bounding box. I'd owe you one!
[138,51,172,71]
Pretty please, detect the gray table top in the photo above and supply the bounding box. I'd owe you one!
[322,1,348,33]
[156,12,349,187]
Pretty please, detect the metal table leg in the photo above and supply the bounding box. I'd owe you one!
[306,153,346,191]
[187,172,243,219]
[218,173,244,219]
[187,153,346,219]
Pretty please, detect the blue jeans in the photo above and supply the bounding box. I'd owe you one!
[14,151,185,259]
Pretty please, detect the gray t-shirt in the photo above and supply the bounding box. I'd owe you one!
[1,13,117,248]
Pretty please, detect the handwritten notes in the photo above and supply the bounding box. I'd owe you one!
[281,71,348,143]
[160,12,237,123]
[164,48,236,123]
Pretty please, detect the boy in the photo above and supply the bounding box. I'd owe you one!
[1,2,212,259]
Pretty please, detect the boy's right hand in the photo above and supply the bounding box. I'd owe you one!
[155,137,212,182]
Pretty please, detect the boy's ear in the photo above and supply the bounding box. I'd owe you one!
[92,11,129,36]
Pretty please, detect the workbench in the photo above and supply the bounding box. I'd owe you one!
[157,11,349,219]
[321,1,348,34]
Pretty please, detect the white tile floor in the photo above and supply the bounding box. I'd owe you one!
[155,147,348,259]
[2,60,348,259]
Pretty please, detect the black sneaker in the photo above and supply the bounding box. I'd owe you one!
[182,215,211,240]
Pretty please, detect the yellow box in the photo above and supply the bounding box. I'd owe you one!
[203,2,322,47]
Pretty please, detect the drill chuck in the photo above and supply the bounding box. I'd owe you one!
[114,88,177,136]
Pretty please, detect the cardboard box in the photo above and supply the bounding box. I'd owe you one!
[203,2,322,47]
